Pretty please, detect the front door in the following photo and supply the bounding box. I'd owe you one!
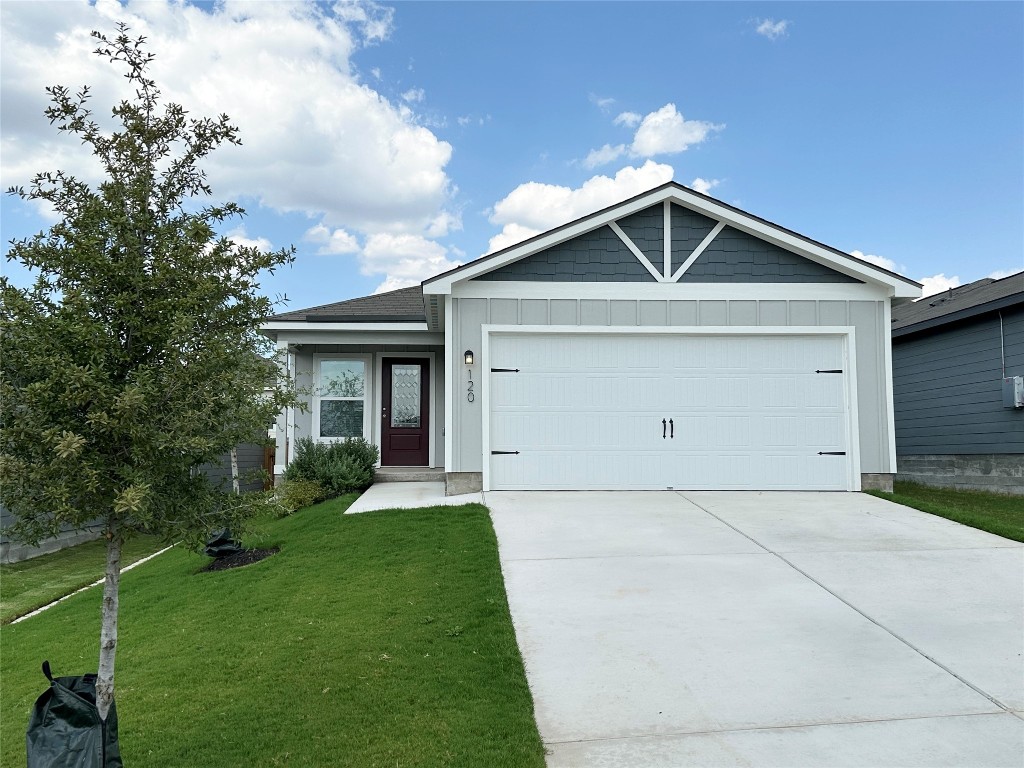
[382,358,430,466]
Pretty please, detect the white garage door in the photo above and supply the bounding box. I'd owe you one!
[487,333,854,491]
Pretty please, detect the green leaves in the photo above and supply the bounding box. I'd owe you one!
[1,23,299,548]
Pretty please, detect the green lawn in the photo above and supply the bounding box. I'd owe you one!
[1,496,545,767]
[1,534,165,625]
[868,481,1024,542]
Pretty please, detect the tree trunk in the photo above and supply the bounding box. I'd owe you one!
[230,446,239,495]
[96,522,123,721]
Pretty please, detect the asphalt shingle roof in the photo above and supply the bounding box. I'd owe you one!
[269,285,426,322]
[891,270,1024,337]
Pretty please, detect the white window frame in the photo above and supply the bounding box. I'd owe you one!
[313,353,373,442]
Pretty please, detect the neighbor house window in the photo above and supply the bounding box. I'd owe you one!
[317,359,367,439]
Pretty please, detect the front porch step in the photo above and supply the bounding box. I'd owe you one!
[374,467,446,483]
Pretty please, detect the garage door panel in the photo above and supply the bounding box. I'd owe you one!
[489,333,853,491]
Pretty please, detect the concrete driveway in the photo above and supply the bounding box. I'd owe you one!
[487,491,1024,767]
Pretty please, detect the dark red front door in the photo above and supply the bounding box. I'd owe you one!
[381,358,430,466]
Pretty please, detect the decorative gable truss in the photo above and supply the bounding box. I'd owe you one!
[425,183,921,297]
[477,200,860,284]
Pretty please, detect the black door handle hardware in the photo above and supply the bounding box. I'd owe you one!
[491,368,520,373]
[817,451,847,455]
[662,419,666,439]
[669,418,674,439]
[815,369,843,374]
[491,450,520,455]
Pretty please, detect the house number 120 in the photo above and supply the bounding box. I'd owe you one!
[467,370,475,403]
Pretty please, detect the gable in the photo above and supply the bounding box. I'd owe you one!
[474,201,860,285]
[474,225,657,283]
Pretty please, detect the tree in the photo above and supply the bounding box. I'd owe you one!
[1,25,298,720]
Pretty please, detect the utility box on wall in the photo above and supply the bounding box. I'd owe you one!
[1003,376,1024,408]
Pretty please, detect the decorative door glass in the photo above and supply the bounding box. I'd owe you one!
[391,364,421,428]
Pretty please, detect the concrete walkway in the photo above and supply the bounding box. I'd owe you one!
[345,481,482,514]
[487,491,1024,767]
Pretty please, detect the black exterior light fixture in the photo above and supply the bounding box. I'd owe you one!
[464,350,474,365]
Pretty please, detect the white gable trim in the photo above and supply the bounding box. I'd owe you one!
[423,185,921,298]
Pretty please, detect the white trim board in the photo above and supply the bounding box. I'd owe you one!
[452,281,890,301]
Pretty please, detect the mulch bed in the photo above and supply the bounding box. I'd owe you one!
[200,547,280,572]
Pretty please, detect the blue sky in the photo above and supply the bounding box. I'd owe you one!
[2,1,1022,312]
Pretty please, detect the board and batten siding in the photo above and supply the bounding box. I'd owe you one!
[449,296,892,475]
[892,306,1024,455]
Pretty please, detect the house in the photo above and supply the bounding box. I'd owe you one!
[890,271,1024,494]
[261,182,921,495]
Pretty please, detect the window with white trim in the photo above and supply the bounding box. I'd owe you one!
[316,359,368,439]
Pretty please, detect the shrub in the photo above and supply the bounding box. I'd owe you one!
[273,479,329,516]
[283,437,379,497]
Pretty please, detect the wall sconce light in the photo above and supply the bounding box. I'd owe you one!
[464,350,474,365]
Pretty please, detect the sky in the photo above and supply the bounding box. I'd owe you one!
[2,0,1022,313]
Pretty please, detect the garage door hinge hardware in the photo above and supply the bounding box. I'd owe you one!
[491,450,520,455]
[491,368,520,373]
[817,451,847,455]
[815,369,843,374]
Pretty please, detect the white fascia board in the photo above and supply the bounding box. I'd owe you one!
[270,331,444,346]
[662,190,921,297]
[452,280,890,301]
[262,321,428,332]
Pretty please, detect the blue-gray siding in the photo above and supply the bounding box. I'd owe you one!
[475,203,859,284]
[671,203,719,274]
[617,205,664,267]
[893,306,1024,455]
[680,226,861,283]
[476,225,656,282]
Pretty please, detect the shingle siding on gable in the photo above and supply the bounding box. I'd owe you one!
[474,225,656,282]
[616,206,664,267]
[893,307,1024,455]
[679,226,861,283]
[670,204,719,274]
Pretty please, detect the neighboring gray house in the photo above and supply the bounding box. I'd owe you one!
[263,182,921,494]
[891,271,1024,494]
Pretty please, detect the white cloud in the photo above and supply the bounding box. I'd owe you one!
[589,94,615,110]
[614,111,643,128]
[583,143,627,169]
[370,67,382,80]
[755,18,790,40]
[849,250,902,274]
[401,87,425,103]
[487,161,674,253]
[631,104,723,157]
[304,224,360,255]
[1,0,456,242]
[918,273,961,299]
[691,177,721,195]
[585,104,722,169]
[361,233,462,293]
[226,226,273,252]
[987,267,1022,280]
[457,115,472,126]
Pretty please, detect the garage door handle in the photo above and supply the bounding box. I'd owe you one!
[662,419,666,439]
[669,418,674,439]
